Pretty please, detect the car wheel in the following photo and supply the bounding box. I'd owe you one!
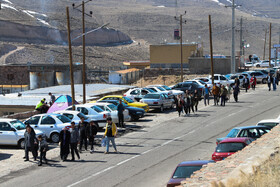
[262,78,267,84]
[170,102,175,109]
[18,139,25,149]
[256,65,260,67]
[50,132,60,143]
[160,105,164,112]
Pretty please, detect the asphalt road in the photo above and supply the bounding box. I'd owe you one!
[1,86,280,187]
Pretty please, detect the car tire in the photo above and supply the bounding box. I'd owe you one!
[18,139,25,149]
[50,132,60,143]
[160,105,164,112]
[262,78,267,84]
[170,103,175,109]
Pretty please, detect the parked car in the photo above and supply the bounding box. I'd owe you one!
[0,118,44,149]
[254,60,278,67]
[256,119,280,129]
[171,81,204,97]
[140,93,174,112]
[166,160,214,187]
[152,85,184,96]
[216,126,271,144]
[24,114,72,143]
[245,71,267,84]
[212,137,253,161]
[97,95,149,112]
[145,85,171,95]
[53,110,93,124]
[209,74,235,87]
[86,102,131,124]
[190,79,213,90]
[228,74,245,87]
[66,104,109,128]
[124,88,156,101]
[245,62,254,67]
[97,100,145,121]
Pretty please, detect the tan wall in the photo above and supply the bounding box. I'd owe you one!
[150,44,198,64]
[0,106,34,117]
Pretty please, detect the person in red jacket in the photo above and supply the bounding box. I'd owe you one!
[250,75,257,90]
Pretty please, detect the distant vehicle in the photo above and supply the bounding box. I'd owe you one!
[140,93,174,112]
[24,114,72,143]
[145,86,171,95]
[171,81,204,97]
[97,100,145,121]
[256,119,280,129]
[216,126,271,144]
[228,74,245,87]
[65,104,109,128]
[245,71,267,84]
[254,60,278,68]
[166,160,214,187]
[0,118,44,149]
[150,85,184,96]
[53,110,96,125]
[208,74,235,87]
[97,95,149,112]
[124,88,156,101]
[245,62,254,67]
[212,137,253,161]
[190,79,213,90]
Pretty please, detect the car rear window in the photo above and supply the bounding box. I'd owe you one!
[157,87,165,91]
[216,142,245,153]
[172,166,202,179]
[144,94,160,99]
[123,96,134,103]
[162,85,171,90]
[77,113,88,120]
[91,105,104,113]
[108,104,117,111]
[56,115,71,123]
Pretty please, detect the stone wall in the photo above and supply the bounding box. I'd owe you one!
[0,66,29,85]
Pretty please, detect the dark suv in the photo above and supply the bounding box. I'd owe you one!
[172,81,204,97]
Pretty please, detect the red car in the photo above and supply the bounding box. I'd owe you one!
[166,160,214,187]
[212,137,253,161]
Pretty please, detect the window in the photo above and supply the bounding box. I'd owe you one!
[10,120,25,130]
[130,89,139,95]
[41,116,56,125]
[0,122,12,131]
[216,143,245,153]
[247,129,260,138]
[143,94,160,99]
[77,107,89,115]
[56,115,71,123]
[239,75,244,79]
[157,87,165,91]
[258,128,269,136]
[123,97,134,103]
[214,76,219,80]
[63,113,74,120]
[77,113,88,119]
[239,130,248,137]
[91,106,104,113]
[149,88,157,92]
[26,116,40,125]
[141,90,148,95]
[226,129,239,138]
[172,166,202,179]
[220,76,227,80]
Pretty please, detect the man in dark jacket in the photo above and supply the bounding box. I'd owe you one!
[59,128,71,161]
[267,73,273,91]
[87,121,98,154]
[233,83,240,102]
[78,117,88,152]
[243,75,250,92]
[24,126,37,161]
[117,100,125,128]
[37,135,48,166]
[234,77,240,87]
[70,122,80,161]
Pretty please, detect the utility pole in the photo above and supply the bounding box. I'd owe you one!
[175,11,186,82]
[269,23,272,67]
[239,17,243,56]
[231,0,236,74]
[66,7,75,110]
[209,15,214,85]
[263,29,267,60]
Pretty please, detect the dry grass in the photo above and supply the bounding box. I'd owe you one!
[211,152,280,187]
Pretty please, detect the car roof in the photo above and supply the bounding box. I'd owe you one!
[257,119,280,123]
[178,160,214,166]
[0,118,17,122]
[234,125,270,129]
[33,113,61,117]
[54,110,80,114]
[88,102,110,106]
[219,137,252,144]
[102,95,123,98]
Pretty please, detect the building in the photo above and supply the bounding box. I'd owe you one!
[123,61,150,69]
[150,43,203,68]
[109,68,140,84]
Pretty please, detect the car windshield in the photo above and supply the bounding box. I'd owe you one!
[10,120,26,130]
[145,88,156,93]
[157,87,165,91]
[216,142,245,153]
[123,96,134,103]
[198,80,206,85]
[56,115,71,123]
[162,85,171,90]
[172,166,203,179]
[91,105,104,113]
[144,94,160,99]
[226,129,239,138]
[77,113,88,120]
[107,104,117,111]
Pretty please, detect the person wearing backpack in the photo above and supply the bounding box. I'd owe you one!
[87,121,98,154]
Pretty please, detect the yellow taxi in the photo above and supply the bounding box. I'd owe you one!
[97,95,149,112]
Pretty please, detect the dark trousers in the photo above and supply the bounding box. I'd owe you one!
[39,151,47,164]
[221,96,226,106]
[88,137,94,150]
[194,101,198,111]
[204,94,209,106]
[25,146,37,160]
[177,106,183,116]
[268,82,271,91]
[118,113,124,127]
[233,93,238,102]
[214,95,219,105]
[244,83,249,92]
[190,105,195,113]
[79,134,87,151]
[184,104,190,114]
[252,84,256,90]
[70,143,80,160]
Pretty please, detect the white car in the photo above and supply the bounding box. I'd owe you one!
[149,85,184,96]
[208,74,235,86]
[256,119,280,129]
[124,88,156,101]
[145,85,171,95]
[24,114,71,143]
[0,118,44,149]
[53,110,92,124]
[86,103,131,124]
[140,93,174,112]
[245,62,254,67]
[190,80,213,90]
[66,104,110,128]
[254,60,278,68]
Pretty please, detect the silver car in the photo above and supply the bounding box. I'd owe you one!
[140,93,174,112]
[0,118,44,148]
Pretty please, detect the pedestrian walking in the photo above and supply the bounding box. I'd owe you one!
[24,126,37,162]
[267,73,272,91]
[59,127,70,161]
[37,135,48,166]
[78,117,88,152]
[204,84,210,106]
[234,77,240,87]
[225,84,232,102]
[250,75,257,90]
[220,85,228,106]
[272,74,277,91]
[193,89,200,112]
[70,122,80,161]
[184,90,191,115]
[86,121,98,154]
[212,83,220,105]
[233,83,240,102]
[176,94,184,117]
[243,75,250,92]
[190,93,195,113]
[117,100,125,128]
[103,117,118,154]
[48,92,56,106]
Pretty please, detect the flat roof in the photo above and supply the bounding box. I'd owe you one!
[0,84,135,106]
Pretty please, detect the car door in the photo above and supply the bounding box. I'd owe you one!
[25,116,41,130]
[77,107,89,115]
[0,122,18,144]
[160,94,166,107]
[164,94,173,107]
[39,116,57,137]
[220,76,228,86]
